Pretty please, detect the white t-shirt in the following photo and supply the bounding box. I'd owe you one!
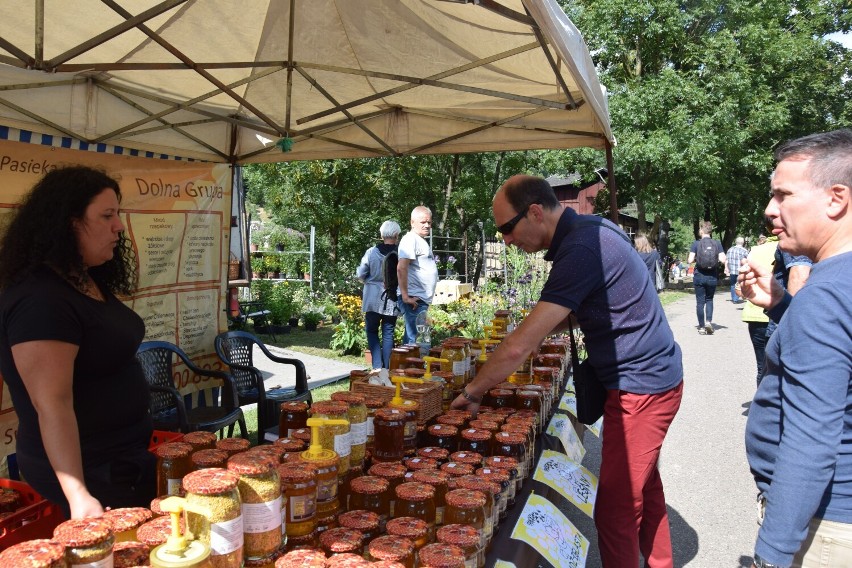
[397,231,438,303]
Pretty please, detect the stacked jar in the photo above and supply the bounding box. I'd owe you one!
[330,392,368,473]
[192,448,230,470]
[298,448,340,535]
[443,489,487,567]
[348,475,390,529]
[366,534,416,568]
[437,524,480,568]
[419,543,467,568]
[393,482,436,538]
[279,401,310,439]
[482,456,520,504]
[440,340,466,397]
[53,518,115,567]
[273,438,307,464]
[338,510,381,543]
[386,517,430,551]
[278,462,318,541]
[410,469,450,527]
[228,452,283,561]
[102,507,153,542]
[457,428,492,455]
[183,468,244,568]
[372,408,406,463]
[476,467,512,521]
[310,401,351,479]
[364,396,386,453]
[455,476,501,550]
[368,462,407,518]
[155,441,193,496]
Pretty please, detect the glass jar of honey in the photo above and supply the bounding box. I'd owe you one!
[458,428,492,455]
[431,371,455,411]
[427,424,458,452]
[301,453,340,532]
[483,456,520,504]
[368,462,407,518]
[394,482,436,535]
[291,428,312,446]
[418,543,466,568]
[444,489,486,564]
[372,408,406,463]
[102,507,153,542]
[467,420,499,434]
[404,456,438,472]
[389,347,410,371]
[155,441,193,496]
[182,430,218,451]
[338,509,381,543]
[436,524,480,568]
[515,390,542,428]
[449,451,483,468]
[476,467,512,521]
[455,476,500,549]
[348,475,390,526]
[385,517,430,550]
[319,527,364,558]
[410,469,449,527]
[496,427,531,479]
[248,444,287,465]
[417,446,449,464]
[367,535,416,568]
[439,462,474,480]
[279,401,310,438]
[331,392,368,472]
[435,414,467,430]
[386,400,419,457]
[216,437,251,456]
[439,341,466,395]
[365,396,385,451]
[277,462,318,538]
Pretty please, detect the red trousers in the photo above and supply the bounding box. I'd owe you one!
[595,381,683,568]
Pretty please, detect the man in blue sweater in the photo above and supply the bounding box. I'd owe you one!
[740,129,852,568]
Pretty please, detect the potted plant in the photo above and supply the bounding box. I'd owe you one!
[249,226,266,252]
[265,254,281,279]
[267,282,294,334]
[250,256,265,278]
[266,225,288,252]
[302,306,324,331]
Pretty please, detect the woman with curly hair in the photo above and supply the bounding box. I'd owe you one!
[0,165,155,519]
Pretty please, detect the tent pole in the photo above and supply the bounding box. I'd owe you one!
[606,140,619,224]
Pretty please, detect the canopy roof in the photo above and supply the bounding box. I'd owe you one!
[0,0,613,164]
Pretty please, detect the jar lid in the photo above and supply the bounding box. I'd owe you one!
[350,475,389,495]
[395,481,435,501]
[102,507,153,532]
[435,415,465,427]
[0,539,65,566]
[404,457,438,471]
[324,552,372,567]
[501,422,531,435]
[475,467,510,482]
[410,469,449,486]
[368,462,407,479]
[439,462,474,477]
[456,475,500,496]
[249,444,288,461]
[468,419,498,431]
[137,515,177,546]
[274,438,307,451]
[278,462,318,483]
[154,441,193,459]
[374,407,407,422]
[191,448,230,468]
[494,382,518,390]
[418,543,466,568]
[483,456,519,469]
[385,516,428,538]
[331,391,367,405]
[114,541,151,565]
[449,451,483,465]
[444,488,486,509]
[368,535,415,560]
[436,523,480,547]
[53,517,112,547]
[427,424,458,436]
[215,437,251,453]
[495,431,526,445]
[280,400,310,411]
[403,367,426,377]
[488,388,514,397]
[227,451,276,475]
[477,412,506,424]
[182,468,240,494]
[311,400,349,417]
[276,548,327,567]
[149,495,168,516]
[338,510,380,531]
[370,561,408,568]
[459,428,491,442]
[517,390,542,399]
[532,366,556,376]
[417,446,449,460]
[387,399,419,411]
[182,431,217,446]
[364,396,386,409]
[318,527,364,553]
[291,428,312,442]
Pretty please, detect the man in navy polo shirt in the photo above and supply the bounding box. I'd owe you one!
[452,175,683,568]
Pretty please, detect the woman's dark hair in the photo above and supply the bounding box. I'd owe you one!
[0,165,137,295]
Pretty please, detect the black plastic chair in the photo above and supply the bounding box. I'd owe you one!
[136,341,248,439]
[214,331,312,433]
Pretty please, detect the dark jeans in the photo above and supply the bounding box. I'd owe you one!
[398,298,429,345]
[730,275,740,302]
[748,321,769,386]
[693,271,718,327]
[365,311,397,369]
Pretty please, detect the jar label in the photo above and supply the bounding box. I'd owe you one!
[436,505,444,525]
[211,515,244,554]
[242,496,283,533]
[72,555,113,568]
[465,558,477,568]
[452,361,465,375]
[282,501,287,535]
[289,492,317,522]
[317,477,338,502]
[367,416,375,437]
[350,420,368,446]
[403,421,417,440]
[334,432,351,457]
[167,478,182,495]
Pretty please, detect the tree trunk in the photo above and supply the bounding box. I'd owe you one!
[438,155,461,234]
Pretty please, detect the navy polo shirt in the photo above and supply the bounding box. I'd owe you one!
[540,208,682,394]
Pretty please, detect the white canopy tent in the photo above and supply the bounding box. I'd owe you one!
[0,0,614,166]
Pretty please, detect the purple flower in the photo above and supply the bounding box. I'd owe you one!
[447,255,457,264]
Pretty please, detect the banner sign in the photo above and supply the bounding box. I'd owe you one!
[545,413,586,464]
[511,492,590,568]
[533,450,598,518]
[0,137,233,459]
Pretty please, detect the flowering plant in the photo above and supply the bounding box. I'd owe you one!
[434,254,458,276]
[329,294,367,355]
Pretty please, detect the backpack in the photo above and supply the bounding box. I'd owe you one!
[695,237,718,270]
[380,250,399,310]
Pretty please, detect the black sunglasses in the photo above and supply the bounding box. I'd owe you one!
[497,204,532,235]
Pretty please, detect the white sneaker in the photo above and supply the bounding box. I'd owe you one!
[705,323,714,335]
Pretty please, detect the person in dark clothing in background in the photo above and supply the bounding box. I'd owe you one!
[688,221,726,334]
[634,233,662,292]
[356,220,400,369]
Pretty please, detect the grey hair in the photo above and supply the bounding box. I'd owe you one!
[380,220,401,239]
[735,236,744,246]
[775,129,852,190]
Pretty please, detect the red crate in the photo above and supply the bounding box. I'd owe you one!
[0,478,65,547]
[148,430,184,453]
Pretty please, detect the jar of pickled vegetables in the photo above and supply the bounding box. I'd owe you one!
[279,401,310,438]
[102,507,153,542]
[372,408,406,463]
[192,449,230,470]
[183,468,244,568]
[277,462,318,538]
[156,441,193,496]
[367,535,415,568]
[53,518,115,567]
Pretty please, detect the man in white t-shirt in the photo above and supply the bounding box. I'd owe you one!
[397,206,438,344]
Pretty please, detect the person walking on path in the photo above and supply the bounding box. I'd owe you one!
[739,129,852,568]
[356,220,400,369]
[688,221,726,334]
[635,233,663,292]
[725,237,749,303]
[397,206,438,345]
[740,235,778,386]
[452,175,683,568]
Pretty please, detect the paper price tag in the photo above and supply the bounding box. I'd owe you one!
[511,493,589,568]
[559,391,578,417]
[545,414,585,464]
[533,450,598,518]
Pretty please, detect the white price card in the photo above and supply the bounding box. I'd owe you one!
[559,390,577,416]
[511,492,589,568]
[545,414,585,465]
[533,450,598,518]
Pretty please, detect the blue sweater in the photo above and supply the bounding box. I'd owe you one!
[745,251,852,566]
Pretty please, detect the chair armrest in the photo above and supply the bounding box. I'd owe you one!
[174,352,242,410]
[255,343,309,392]
[147,384,190,431]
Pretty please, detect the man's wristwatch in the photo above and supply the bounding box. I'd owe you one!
[753,553,780,568]
[461,388,482,404]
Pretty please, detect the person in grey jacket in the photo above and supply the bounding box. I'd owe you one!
[357,220,400,369]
